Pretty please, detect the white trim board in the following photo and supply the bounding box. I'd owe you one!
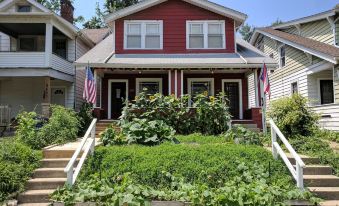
[135,78,163,95]
[222,79,243,120]
[108,79,129,119]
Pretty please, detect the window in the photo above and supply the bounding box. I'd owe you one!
[279,45,286,67]
[53,39,67,59]
[136,78,163,95]
[255,36,264,51]
[291,82,298,94]
[95,75,102,108]
[19,37,36,51]
[187,21,225,49]
[320,80,334,105]
[188,78,214,97]
[17,5,31,12]
[124,21,163,49]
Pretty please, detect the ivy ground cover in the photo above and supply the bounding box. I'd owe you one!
[52,134,317,205]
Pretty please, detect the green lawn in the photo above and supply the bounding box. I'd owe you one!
[52,134,317,205]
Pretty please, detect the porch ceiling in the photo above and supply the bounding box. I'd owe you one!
[0,23,64,37]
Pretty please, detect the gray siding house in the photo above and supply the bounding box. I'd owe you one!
[0,0,109,118]
[250,5,339,131]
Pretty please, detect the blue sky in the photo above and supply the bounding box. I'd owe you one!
[74,0,339,28]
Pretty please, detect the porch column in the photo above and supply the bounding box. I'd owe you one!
[45,23,53,67]
[42,77,51,117]
[168,69,183,98]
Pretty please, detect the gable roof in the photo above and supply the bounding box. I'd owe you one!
[0,0,50,12]
[104,0,247,28]
[271,5,338,30]
[81,28,110,44]
[251,28,339,64]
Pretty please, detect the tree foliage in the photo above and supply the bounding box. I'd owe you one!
[271,18,283,26]
[239,23,254,42]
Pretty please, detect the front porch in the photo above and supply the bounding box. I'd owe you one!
[93,68,263,129]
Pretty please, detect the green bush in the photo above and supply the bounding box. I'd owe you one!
[314,129,339,143]
[120,92,231,135]
[0,140,41,202]
[100,125,126,146]
[16,105,80,149]
[268,94,319,138]
[77,102,93,136]
[224,126,265,146]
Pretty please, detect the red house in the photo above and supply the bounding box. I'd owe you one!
[76,0,276,130]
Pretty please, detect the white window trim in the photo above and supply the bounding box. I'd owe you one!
[278,44,286,68]
[186,20,226,50]
[290,81,299,95]
[187,78,215,96]
[94,72,102,109]
[124,20,163,50]
[136,78,163,95]
[108,79,129,119]
[222,79,243,120]
[317,78,334,105]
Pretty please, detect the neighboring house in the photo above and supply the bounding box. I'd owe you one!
[250,4,339,131]
[0,0,108,118]
[76,0,276,130]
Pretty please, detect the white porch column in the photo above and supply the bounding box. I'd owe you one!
[45,23,53,67]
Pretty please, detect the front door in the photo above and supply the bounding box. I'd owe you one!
[51,88,66,106]
[223,82,240,119]
[320,80,334,105]
[111,82,127,119]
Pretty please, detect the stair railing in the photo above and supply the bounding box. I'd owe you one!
[270,119,305,189]
[64,118,97,185]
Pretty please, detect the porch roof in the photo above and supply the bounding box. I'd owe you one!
[75,34,277,69]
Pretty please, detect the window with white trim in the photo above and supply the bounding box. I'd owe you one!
[279,45,286,68]
[188,78,214,97]
[187,21,225,49]
[291,82,298,95]
[124,21,163,50]
[136,78,163,95]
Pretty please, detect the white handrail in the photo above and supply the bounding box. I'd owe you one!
[64,118,97,185]
[269,119,305,189]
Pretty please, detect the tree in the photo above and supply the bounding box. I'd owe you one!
[271,19,283,26]
[104,0,139,13]
[239,23,254,42]
[83,2,106,29]
[37,0,61,13]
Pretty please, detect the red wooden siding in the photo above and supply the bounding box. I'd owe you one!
[115,0,235,54]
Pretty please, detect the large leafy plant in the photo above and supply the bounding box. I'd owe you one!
[268,94,319,138]
[224,126,265,146]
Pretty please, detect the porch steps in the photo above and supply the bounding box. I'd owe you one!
[283,153,339,204]
[17,146,79,204]
[232,120,260,132]
[95,120,120,138]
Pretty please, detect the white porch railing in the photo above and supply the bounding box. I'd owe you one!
[270,119,305,189]
[64,118,97,185]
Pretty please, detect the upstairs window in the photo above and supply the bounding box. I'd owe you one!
[187,21,225,49]
[279,45,286,68]
[124,21,163,50]
[17,5,31,12]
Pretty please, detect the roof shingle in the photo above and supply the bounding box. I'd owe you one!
[81,28,110,44]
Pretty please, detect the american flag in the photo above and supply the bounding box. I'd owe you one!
[260,63,271,98]
[83,67,96,104]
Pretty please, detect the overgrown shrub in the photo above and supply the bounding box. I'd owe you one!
[16,105,80,149]
[38,105,79,146]
[120,92,231,135]
[314,129,339,143]
[268,94,319,138]
[224,126,265,146]
[0,140,41,201]
[100,125,126,146]
[77,102,93,136]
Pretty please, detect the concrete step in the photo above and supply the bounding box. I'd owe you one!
[33,168,66,178]
[18,203,51,206]
[18,189,53,203]
[233,123,258,129]
[320,200,339,206]
[308,187,339,200]
[302,165,333,175]
[26,178,66,190]
[288,156,320,165]
[304,175,339,187]
[40,158,79,168]
[43,150,80,159]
